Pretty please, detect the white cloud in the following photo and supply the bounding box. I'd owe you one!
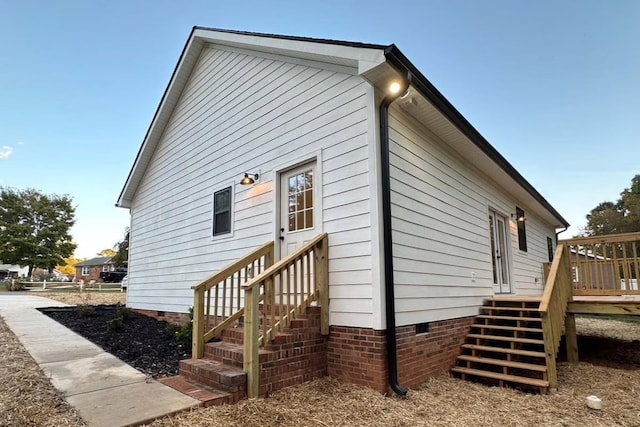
[17,141,24,145]
[0,146,13,159]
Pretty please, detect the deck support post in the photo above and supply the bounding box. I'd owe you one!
[564,313,579,363]
[243,286,260,399]
[192,288,205,359]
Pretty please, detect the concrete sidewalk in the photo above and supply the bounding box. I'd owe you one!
[0,294,199,427]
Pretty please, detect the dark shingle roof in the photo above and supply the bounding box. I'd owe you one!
[75,257,112,267]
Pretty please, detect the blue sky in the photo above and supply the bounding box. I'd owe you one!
[1,0,638,258]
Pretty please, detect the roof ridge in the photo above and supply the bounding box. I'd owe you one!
[192,26,391,50]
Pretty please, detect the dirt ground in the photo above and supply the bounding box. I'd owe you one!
[1,293,639,427]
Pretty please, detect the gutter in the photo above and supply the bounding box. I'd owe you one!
[379,72,411,397]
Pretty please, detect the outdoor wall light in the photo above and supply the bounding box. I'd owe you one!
[240,173,259,186]
[389,81,402,94]
[511,213,526,222]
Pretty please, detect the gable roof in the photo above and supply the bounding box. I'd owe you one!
[75,257,112,267]
[117,27,568,228]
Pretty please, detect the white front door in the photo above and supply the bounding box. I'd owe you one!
[489,210,511,294]
[279,162,318,258]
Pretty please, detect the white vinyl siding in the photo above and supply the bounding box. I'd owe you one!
[127,45,374,327]
[388,106,556,326]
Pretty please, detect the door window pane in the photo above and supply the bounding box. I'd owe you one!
[287,169,313,231]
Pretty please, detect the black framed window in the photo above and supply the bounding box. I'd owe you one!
[547,237,554,262]
[516,206,527,252]
[213,187,232,236]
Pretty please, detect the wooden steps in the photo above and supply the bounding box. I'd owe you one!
[450,367,549,389]
[461,344,545,358]
[456,355,547,371]
[452,297,551,393]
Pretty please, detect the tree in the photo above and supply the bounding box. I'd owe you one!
[56,257,86,276]
[583,175,640,236]
[98,248,117,257]
[111,229,129,268]
[0,187,77,276]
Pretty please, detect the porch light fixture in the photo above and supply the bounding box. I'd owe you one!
[240,173,259,186]
[511,213,526,222]
[389,81,402,94]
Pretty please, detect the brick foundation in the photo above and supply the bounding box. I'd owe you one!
[327,326,388,393]
[136,305,474,395]
[133,309,190,326]
[328,316,475,393]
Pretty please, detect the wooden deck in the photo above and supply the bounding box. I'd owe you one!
[568,295,640,316]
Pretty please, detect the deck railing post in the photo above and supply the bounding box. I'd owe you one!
[192,288,205,359]
[315,236,329,335]
[243,285,260,399]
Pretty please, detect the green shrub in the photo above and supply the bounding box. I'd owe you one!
[107,316,124,331]
[168,307,193,347]
[116,304,130,320]
[77,305,95,317]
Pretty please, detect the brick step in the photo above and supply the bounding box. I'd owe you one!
[456,355,547,372]
[471,324,543,334]
[158,375,231,407]
[179,358,246,402]
[218,310,321,345]
[451,366,549,389]
[477,314,542,323]
[204,340,277,367]
[461,344,546,358]
[467,334,545,345]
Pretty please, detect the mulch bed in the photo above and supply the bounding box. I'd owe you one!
[39,305,190,378]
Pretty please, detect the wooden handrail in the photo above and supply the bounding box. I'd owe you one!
[538,244,573,389]
[561,231,640,245]
[242,233,328,291]
[192,242,274,292]
[243,233,329,398]
[192,242,274,358]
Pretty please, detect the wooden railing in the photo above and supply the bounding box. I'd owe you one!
[561,232,640,295]
[538,244,573,389]
[191,242,274,358]
[243,233,329,398]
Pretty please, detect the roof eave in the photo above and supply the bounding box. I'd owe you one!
[383,45,569,228]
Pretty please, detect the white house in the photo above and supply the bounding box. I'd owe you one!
[117,27,568,393]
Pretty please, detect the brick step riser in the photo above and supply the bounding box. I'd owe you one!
[204,338,328,366]
[179,360,246,393]
[220,325,323,346]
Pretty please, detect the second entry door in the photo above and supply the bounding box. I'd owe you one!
[489,210,511,294]
[280,162,317,258]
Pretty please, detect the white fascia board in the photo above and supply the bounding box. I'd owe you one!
[192,28,386,72]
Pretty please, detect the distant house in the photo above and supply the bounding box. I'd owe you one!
[0,264,28,280]
[74,257,114,282]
